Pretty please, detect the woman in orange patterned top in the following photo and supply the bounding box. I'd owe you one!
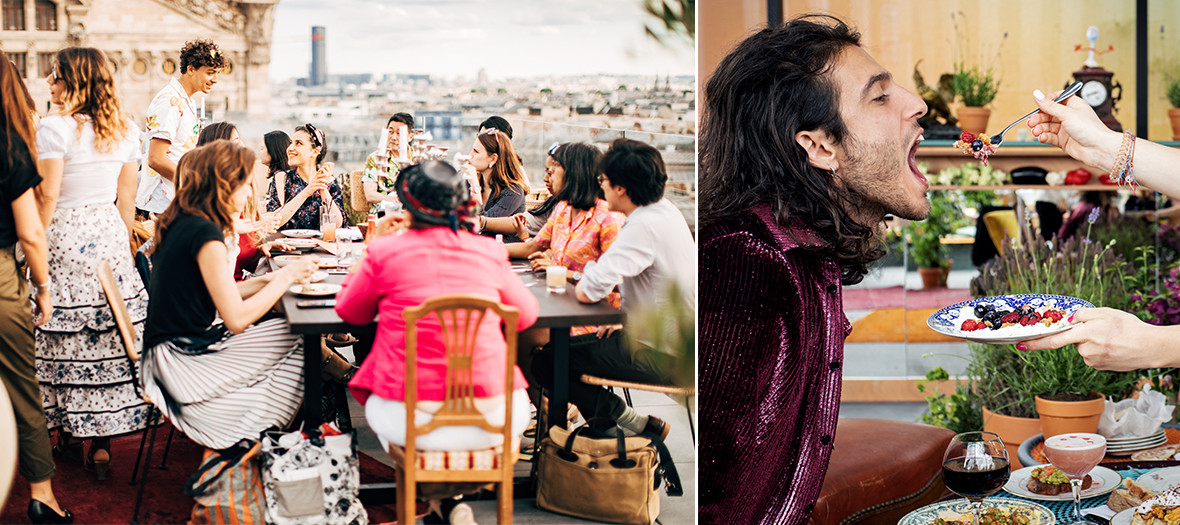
[505,142,624,276]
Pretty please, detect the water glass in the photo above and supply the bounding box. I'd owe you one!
[320,204,336,241]
[546,266,568,294]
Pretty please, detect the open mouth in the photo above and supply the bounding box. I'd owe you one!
[909,134,927,187]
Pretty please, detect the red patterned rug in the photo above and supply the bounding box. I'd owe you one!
[1,429,412,524]
[842,286,972,311]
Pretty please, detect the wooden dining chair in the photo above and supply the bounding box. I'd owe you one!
[580,374,696,446]
[389,294,521,525]
[96,260,168,525]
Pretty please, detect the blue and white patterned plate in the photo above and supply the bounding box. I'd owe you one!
[927,294,1094,345]
[899,497,1055,525]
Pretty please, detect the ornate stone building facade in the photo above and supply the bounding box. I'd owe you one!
[0,0,278,122]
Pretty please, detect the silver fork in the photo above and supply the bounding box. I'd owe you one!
[989,81,1083,147]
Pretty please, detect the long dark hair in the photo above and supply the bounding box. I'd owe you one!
[699,14,882,285]
[0,49,38,180]
[197,121,236,146]
[263,130,290,174]
[534,142,602,215]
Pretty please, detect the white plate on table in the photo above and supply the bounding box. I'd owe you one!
[1004,465,1121,501]
[289,283,341,297]
[282,238,319,249]
[1112,508,1134,525]
[1109,429,1168,447]
[272,255,303,268]
[1138,465,1180,492]
[309,271,328,283]
[899,497,1054,525]
[280,229,320,238]
[927,294,1093,344]
[314,257,340,268]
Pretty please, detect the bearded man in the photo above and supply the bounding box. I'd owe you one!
[698,15,932,524]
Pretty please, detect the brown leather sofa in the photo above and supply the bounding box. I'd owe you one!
[809,418,955,524]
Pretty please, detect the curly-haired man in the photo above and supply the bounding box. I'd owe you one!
[698,15,931,524]
[135,39,226,215]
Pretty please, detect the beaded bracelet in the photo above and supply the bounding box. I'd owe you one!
[1112,130,1137,187]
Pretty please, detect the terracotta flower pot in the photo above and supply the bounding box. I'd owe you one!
[1169,108,1180,141]
[918,266,944,289]
[958,107,992,137]
[1035,393,1105,440]
[982,406,1041,470]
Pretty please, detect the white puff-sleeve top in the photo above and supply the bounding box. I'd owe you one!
[36,115,141,209]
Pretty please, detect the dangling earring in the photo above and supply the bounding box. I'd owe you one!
[829,167,837,178]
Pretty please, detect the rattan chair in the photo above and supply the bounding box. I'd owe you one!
[389,294,521,525]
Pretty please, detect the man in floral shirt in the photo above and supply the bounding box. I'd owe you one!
[135,39,225,215]
[359,112,414,213]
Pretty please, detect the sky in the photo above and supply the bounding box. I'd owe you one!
[269,0,695,81]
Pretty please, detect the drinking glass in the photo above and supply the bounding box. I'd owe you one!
[942,431,1010,525]
[320,204,336,241]
[1044,433,1106,524]
[546,266,568,294]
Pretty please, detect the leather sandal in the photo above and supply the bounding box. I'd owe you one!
[83,443,111,482]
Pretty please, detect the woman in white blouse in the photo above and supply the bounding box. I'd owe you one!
[35,47,150,481]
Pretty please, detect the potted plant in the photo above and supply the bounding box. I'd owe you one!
[905,192,957,288]
[970,216,1142,441]
[952,62,998,136]
[1166,73,1180,140]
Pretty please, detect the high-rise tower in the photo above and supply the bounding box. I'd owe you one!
[311,26,326,86]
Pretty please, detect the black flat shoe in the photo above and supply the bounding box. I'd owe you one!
[27,500,73,524]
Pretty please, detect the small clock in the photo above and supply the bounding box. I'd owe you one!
[1081,80,1107,107]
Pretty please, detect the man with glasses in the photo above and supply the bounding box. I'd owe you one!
[531,138,696,439]
[135,39,225,216]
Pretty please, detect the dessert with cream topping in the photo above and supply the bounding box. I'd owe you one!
[953,132,997,166]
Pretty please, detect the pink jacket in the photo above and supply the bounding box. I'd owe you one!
[336,227,539,405]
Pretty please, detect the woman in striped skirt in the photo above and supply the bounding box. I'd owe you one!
[139,140,319,450]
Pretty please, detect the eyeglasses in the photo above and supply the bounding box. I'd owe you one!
[597,174,608,185]
[547,142,561,156]
[304,123,323,149]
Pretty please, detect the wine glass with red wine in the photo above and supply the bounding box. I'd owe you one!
[942,431,1010,525]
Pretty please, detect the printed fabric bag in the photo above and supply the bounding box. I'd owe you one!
[259,424,368,525]
[536,418,683,525]
[185,439,268,525]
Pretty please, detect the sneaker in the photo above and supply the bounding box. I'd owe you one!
[643,415,671,441]
[449,502,477,525]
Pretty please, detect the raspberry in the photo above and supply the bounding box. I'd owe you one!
[961,319,977,331]
[960,132,975,143]
[1001,312,1020,324]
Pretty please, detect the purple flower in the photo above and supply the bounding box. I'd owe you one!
[1087,207,1101,224]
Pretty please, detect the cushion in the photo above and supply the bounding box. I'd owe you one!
[810,418,955,524]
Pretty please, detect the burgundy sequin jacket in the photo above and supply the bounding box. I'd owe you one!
[699,203,851,525]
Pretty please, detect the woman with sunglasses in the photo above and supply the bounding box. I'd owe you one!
[267,123,345,231]
[0,49,73,525]
[468,128,529,241]
[35,47,150,483]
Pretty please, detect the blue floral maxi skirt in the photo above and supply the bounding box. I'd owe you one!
[35,203,151,438]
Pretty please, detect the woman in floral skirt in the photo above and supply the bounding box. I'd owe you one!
[34,47,150,481]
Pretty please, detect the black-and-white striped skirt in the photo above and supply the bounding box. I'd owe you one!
[140,318,304,450]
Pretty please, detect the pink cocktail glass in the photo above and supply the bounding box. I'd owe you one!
[1044,433,1106,524]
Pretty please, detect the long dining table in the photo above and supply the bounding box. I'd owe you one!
[278,250,626,434]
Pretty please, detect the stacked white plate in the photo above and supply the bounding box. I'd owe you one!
[1105,428,1168,456]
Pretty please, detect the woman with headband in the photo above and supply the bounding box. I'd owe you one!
[468,128,530,241]
[267,123,346,231]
